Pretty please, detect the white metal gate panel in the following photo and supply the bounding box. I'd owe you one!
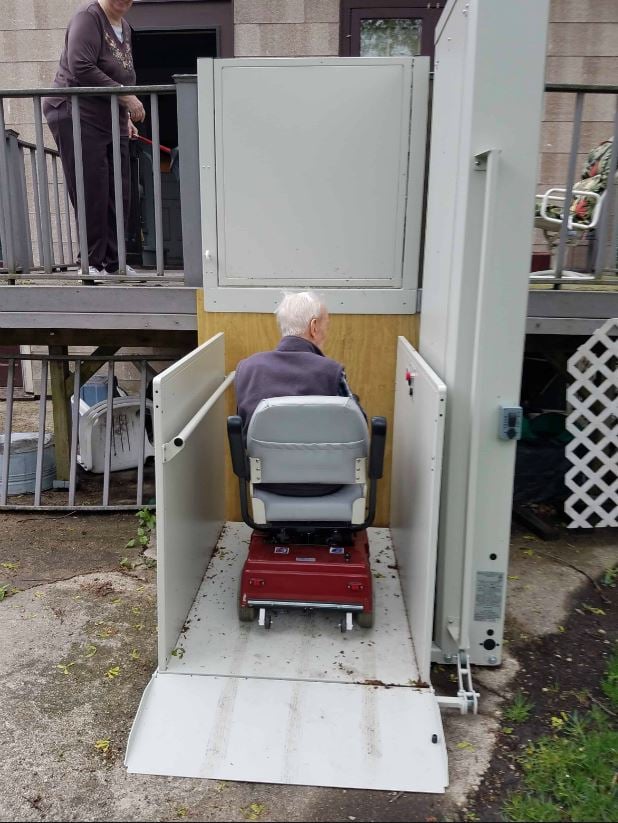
[419,0,550,665]
[565,318,618,528]
[391,337,446,683]
[126,672,447,792]
[198,56,429,313]
[153,333,228,668]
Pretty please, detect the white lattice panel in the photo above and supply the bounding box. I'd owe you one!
[565,318,618,528]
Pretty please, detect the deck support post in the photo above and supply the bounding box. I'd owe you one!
[49,345,72,483]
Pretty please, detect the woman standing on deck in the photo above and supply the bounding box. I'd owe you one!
[44,1,145,277]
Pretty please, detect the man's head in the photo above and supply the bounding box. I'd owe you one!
[275,291,330,350]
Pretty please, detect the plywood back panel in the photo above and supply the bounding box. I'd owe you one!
[196,291,419,525]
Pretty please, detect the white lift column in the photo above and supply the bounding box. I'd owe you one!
[419,0,550,666]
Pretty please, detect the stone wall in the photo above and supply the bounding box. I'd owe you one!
[0,0,75,142]
[234,0,339,57]
[542,0,617,188]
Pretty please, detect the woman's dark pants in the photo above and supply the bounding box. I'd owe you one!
[44,100,130,272]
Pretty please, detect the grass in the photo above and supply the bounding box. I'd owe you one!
[503,649,618,822]
[503,692,534,724]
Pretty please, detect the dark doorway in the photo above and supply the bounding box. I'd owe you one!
[131,29,217,148]
[126,28,218,268]
[124,0,232,269]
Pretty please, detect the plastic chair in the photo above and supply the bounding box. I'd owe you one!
[531,138,613,280]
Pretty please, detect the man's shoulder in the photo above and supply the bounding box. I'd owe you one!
[235,350,272,377]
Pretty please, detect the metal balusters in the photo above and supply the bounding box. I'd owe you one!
[593,96,618,277]
[70,95,89,276]
[62,172,75,265]
[17,143,34,271]
[174,75,203,287]
[110,95,126,274]
[29,148,44,268]
[51,154,65,266]
[0,359,15,505]
[33,96,54,273]
[34,358,49,507]
[68,359,81,506]
[150,93,164,275]
[136,361,148,506]
[0,99,16,273]
[553,92,584,284]
[102,361,115,506]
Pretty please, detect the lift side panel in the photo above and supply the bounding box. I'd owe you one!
[153,333,227,669]
[126,672,448,792]
[420,0,550,664]
[390,337,446,682]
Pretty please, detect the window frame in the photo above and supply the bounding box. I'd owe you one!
[339,1,444,60]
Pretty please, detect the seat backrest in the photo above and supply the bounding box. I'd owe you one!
[246,396,369,485]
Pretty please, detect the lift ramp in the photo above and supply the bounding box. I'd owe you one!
[126,333,448,792]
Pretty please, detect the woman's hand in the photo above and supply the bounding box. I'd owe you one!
[128,120,139,139]
[120,94,145,123]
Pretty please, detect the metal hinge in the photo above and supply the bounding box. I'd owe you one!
[436,651,480,715]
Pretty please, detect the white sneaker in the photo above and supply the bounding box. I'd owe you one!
[105,264,140,277]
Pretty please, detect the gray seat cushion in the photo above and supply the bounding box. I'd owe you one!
[253,483,364,522]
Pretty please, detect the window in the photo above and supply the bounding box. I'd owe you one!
[340,2,444,61]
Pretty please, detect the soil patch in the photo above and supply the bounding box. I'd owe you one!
[470,569,617,821]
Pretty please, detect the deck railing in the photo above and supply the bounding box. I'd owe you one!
[532,84,618,286]
[0,77,202,286]
[0,351,178,510]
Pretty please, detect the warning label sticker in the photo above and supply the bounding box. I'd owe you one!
[474,571,505,622]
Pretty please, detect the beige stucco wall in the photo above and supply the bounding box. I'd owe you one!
[542,1,618,187]
[0,0,75,143]
[234,0,339,57]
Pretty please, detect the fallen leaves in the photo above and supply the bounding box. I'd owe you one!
[241,803,265,820]
[582,603,606,616]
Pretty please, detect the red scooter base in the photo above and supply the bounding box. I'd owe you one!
[239,529,374,628]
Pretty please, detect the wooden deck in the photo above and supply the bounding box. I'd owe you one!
[1,281,617,347]
[527,286,618,335]
[0,285,198,346]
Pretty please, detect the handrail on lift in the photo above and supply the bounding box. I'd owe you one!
[162,371,236,463]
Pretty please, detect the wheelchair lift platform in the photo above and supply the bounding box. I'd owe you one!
[126,524,447,792]
[125,332,449,792]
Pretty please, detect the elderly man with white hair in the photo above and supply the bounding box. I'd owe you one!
[234,291,359,432]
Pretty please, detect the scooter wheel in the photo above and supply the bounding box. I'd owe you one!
[238,581,256,622]
[238,603,257,622]
[356,610,374,629]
